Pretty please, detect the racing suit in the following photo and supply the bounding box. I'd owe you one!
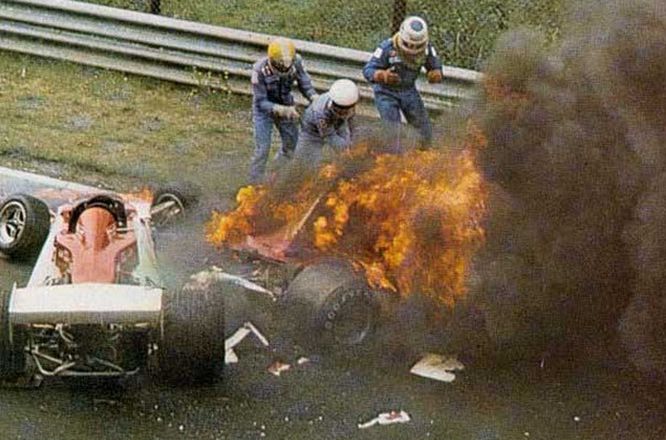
[363,37,442,151]
[249,56,317,183]
[294,93,353,168]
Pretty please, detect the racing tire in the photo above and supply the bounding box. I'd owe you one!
[282,260,380,353]
[158,278,225,385]
[0,290,26,380]
[0,194,50,260]
[150,183,200,228]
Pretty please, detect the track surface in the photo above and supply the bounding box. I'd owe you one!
[0,170,664,440]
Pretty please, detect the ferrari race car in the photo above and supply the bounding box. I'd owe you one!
[0,189,224,385]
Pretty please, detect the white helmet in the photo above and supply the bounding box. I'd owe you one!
[399,16,428,55]
[329,79,359,107]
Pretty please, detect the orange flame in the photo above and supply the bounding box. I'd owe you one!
[207,185,267,244]
[206,122,487,306]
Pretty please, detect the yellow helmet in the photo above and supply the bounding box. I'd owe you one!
[267,37,296,73]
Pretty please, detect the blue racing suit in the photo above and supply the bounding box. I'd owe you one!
[294,93,353,168]
[363,38,442,151]
[249,56,317,183]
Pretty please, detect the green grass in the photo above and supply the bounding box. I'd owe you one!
[82,0,565,70]
[0,0,566,189]
[0,51,254,194]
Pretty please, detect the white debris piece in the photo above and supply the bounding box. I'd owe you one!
[217,271,277,301]
[358,410,411,429]
[267,361,291,376]
[224,322,270,364]
[410,353,465,383]
[187,267,277,301]
[225,349,239,364]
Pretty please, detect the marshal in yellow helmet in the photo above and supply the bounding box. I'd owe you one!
[267,37,296,73]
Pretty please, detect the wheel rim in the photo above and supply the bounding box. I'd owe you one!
[325,288,373,346]
[0,201,27,247]
[152,193,185,226]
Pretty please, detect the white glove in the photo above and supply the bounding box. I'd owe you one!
[273,104,299,120]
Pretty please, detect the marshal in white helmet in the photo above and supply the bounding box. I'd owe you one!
[328,79,360,117]
[398,16,429,56]
[294,79,360,167]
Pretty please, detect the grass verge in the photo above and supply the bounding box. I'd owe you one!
[0,51,255,197]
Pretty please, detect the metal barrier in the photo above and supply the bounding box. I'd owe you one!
[0,0,482,116]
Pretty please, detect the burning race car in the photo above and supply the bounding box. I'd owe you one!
[205,138,487,356]
[0,188,224,385]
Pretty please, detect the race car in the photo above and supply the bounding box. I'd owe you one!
[0,188,224,385]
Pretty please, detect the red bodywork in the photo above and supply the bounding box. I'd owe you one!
[54,201,138,284]
[231,195,324,263]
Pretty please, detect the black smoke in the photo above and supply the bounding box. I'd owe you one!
[469,0,666,369]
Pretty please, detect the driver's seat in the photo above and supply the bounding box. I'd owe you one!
[55,195,137,284]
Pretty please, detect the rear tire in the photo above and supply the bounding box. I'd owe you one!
[158,276,225,385]
[283,260,380,353]
[0,290,26,380]
[0,194,50,260]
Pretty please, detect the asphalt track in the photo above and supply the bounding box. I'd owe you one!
[0,167,665,440]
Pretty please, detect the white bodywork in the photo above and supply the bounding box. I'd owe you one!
[0,192,182,380]
[9,283,163,326]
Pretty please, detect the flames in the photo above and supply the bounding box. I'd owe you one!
[206,123,487,306]
[206,185,267,245]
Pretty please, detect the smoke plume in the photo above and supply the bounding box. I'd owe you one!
[471,0,666,367]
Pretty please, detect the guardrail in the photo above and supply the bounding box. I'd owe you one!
[0,0,482,116]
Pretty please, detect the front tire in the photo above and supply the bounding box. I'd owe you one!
[0,194,50,260]
[150,183,200,228]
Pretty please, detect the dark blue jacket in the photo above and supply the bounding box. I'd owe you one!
[251,56,316,113]
[363,38,442,92]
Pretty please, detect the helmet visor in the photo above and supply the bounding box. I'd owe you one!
[270,57,293,73]
[331,101,355,119]
[400,38,427,54]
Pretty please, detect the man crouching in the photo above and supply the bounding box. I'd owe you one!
[249,37,318,184]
